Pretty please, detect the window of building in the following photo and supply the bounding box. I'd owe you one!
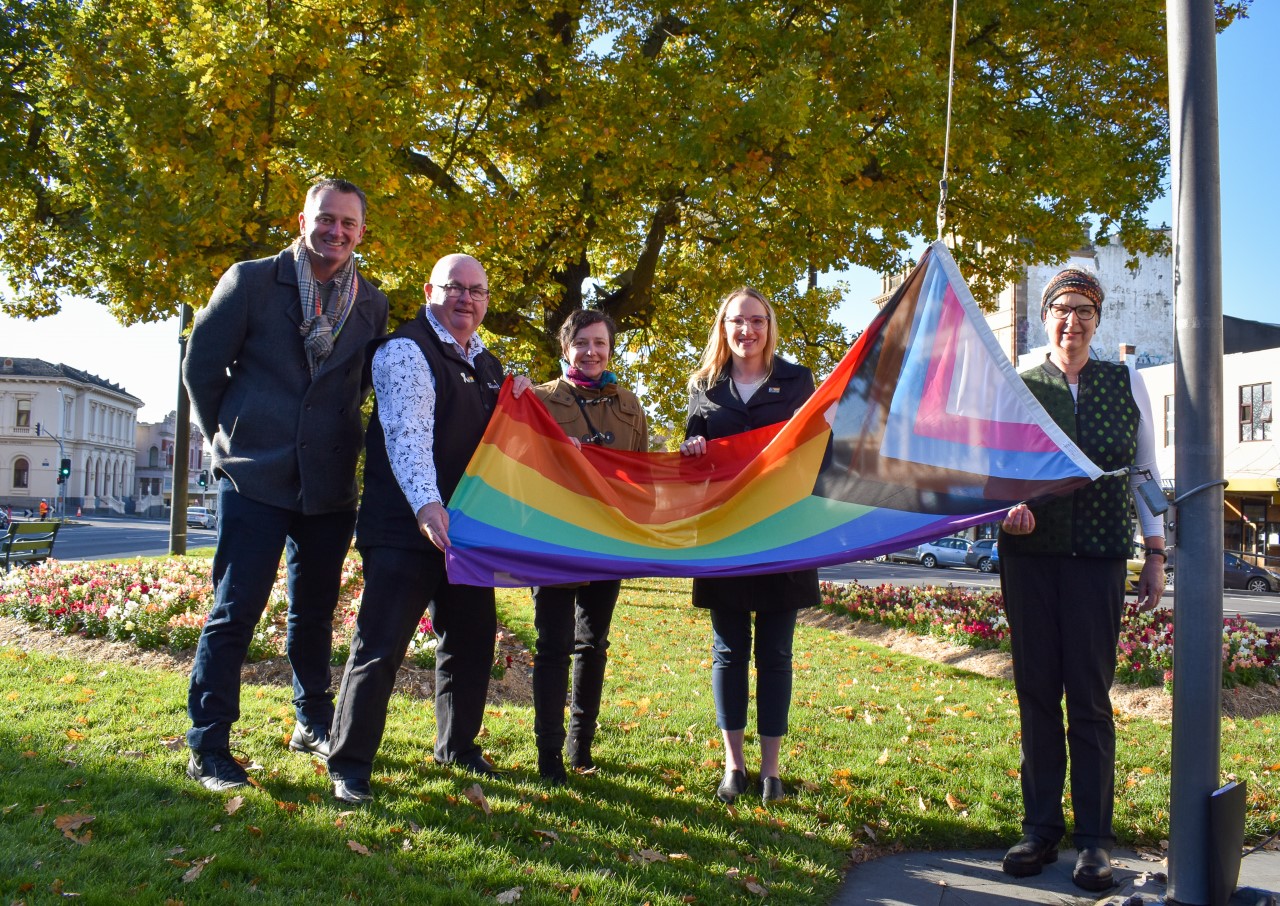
[149,446,159,468]
[16,399,31,428]
[13,458,29,488]
[1239,383,1273,442]
[1163,394,1175,447]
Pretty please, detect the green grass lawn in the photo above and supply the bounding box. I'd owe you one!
[2,576,1277,904]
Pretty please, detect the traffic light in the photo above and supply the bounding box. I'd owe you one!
[59,458,71,480]
[198,470,209,488]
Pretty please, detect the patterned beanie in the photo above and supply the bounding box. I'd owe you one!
[1041,268,1105,321]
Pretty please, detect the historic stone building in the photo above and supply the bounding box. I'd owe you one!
[135,412,207,517]
[0,357,142,515]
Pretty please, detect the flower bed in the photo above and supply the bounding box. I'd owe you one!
[820,580,1280,690]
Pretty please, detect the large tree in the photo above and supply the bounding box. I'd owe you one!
[0,0,1251,430]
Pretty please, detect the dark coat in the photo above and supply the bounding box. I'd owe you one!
[183,245,389,514]
[685,356,821,613]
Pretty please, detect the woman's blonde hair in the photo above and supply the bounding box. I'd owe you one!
[687,286,778,392]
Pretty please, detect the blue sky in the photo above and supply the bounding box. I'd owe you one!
[2,6,1276,420]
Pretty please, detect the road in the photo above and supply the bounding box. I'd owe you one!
[817,559,1280,631]
[22,520,1280,631]
[38,517,217,561]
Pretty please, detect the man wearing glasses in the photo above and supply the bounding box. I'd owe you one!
[182,179,388,791]
[327,253,529,803]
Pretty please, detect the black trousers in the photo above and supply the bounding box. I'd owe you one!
[328,545,496,781]
[531,581,619,752]
[1001,553,1126,850]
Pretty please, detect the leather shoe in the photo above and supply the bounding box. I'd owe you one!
[761,776,787,804]
[443,752,504,778]
[716,769,748,804]
[1072,846,1114,892]
[538,750,568,787]
[332,777,373,804]
[1001,834,1059,878]
[288,722,330,758]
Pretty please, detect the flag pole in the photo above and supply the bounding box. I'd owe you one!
[1165,0,1225,901]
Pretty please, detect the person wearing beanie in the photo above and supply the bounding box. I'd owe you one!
[996,267,1167,891]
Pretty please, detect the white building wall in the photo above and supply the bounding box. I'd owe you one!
[1021,240,1174,369]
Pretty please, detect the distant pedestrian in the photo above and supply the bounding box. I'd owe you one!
[38,499,49,519]
[181,178,388,792]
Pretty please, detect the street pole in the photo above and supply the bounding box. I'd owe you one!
[168,304,193,555]
[1166,0,1225,902]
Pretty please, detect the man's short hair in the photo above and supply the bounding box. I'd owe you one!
[307,178,368,220]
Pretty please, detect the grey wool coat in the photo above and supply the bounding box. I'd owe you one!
[183,245,389,514]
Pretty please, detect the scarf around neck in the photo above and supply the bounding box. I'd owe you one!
[294,239,359,377]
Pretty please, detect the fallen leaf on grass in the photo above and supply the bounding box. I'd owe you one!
[224,796,245,816]
[347,840,370,856]
[876,748,889,766]
[945,793,966,812]
[182,855,215,882]
[464,784,492,816]
[533,829,560,842]
[54,813,94,844]
[275,801,299,813]
[495,887,523,903]
[636,849,667,863]
[160,736,185,750]
[66,729,86,742]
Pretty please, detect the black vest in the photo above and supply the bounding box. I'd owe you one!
[1000,358,1139,559]
[356,310,504,552]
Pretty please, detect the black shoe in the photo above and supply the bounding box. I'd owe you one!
[566,734,596,773]
[716,769,748,804]
[1001,834,1059,878]
[761,776,787,804]
[187,747,249,792]
[332,777,373,804]
[288,722,330,758]
[1072,847,1114,892]
[443,752,504,778]
[538,750,568,787]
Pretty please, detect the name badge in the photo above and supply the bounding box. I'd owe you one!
[460,372,475,383]
[767,386,781,393]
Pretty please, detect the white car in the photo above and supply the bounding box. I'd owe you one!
[187,506,217,529]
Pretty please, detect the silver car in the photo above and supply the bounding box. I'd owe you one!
[917,537,973,569]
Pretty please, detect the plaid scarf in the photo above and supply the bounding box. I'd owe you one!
[294,239,359,378]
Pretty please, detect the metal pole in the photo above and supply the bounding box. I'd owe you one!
[168,304,193,555]
[1166,0,1224,902]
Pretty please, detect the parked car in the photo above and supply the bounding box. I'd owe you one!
[1224,551,1280,593]
[917,536,973,569]
[964,538,1000,573]
[876,545,921,564]
[186,506,217,529]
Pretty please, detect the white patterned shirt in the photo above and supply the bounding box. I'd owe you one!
[371,309,490,515]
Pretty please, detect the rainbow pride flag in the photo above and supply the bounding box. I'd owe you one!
[446,241,1104,587]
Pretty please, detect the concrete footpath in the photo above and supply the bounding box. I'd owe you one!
[832,846,1280,905]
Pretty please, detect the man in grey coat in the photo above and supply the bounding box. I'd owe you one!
[182,178,388,791]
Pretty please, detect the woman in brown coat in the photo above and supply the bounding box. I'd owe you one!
[531,310,648,784]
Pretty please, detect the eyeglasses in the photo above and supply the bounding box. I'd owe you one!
[434,282,490,302]
[724,316,770,331]
[1047,303,1098,321]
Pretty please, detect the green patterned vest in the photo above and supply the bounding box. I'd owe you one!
[1000,359,1139,559]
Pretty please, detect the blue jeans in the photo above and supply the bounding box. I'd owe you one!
[709,608,798,737]
[186,481,356,751]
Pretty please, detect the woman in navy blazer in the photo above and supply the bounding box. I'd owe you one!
[680,287,819,806]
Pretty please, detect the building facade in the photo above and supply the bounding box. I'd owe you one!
[135,412,208,517]
[1,357,142,515]
[1141,343,1280,569]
